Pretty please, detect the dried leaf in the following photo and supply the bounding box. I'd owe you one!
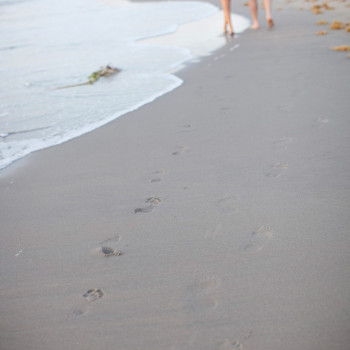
[331,45,350,51]
[330,21,345,30]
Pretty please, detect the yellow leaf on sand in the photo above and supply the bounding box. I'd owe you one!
[330,21,345,30]
[331,45,350,51]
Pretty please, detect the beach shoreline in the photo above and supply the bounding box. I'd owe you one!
[1,1,350,349]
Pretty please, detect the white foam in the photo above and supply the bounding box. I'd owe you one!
[140,12,250,60]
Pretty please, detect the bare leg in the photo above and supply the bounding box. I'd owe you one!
[263,0,274,27]
[249,0,259,29]
[221,0,234,35]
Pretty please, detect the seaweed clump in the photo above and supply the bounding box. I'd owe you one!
[311,5,323,14]
[330,21,345,30]
[87,65,120,84]
[331,45,350,51]
[54,65,121,90]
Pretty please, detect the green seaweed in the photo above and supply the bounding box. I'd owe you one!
[54,65,120,90]
[88,65,120,84]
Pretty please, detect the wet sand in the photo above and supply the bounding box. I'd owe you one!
[1,0,350,349]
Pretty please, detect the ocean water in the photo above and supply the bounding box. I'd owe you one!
[0,0,250,170]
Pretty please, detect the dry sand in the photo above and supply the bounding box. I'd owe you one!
[1,0,350,349]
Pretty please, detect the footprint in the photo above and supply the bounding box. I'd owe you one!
[146,197,161,205]
[134,197,162,214]
[134,206,153,214]
[314,117,329,127]
[15,249,23,257]
[244,226,274,252]
[265,162,288,178]
[229,43,240,52]
[272,137,293,150]
[83,288,104,302]
[101,246,121,257]
[72,308,86,317]
[212,94,225,101]
[72,304,89,318]
[220,106,232,114]
[91,235,122,257]
[223,75,233,81]
[150,170,164,183]
[278,103,293,112]
[172,146,189,156]
[291,87,306,97]
[188,276,221,312]
[151,170,164,183]
[244,330,253,340]
[101,235,121,245]
[219,339,243,350]
[205,224,222,239]
[217,195,239,214]
[197,277,221,291]
[213,53,226,61]
[177,124,193,134]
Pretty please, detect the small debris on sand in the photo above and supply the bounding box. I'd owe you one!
[330,21,345,30]
[331,45,350,51]
[311,5,323,14]
[321,2,334,10]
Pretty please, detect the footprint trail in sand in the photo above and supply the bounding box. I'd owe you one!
[134,197,162,214]
[217,195,239,214]
[83,288,104,302]
[265,162,289,178]
[272,136,294,150]
[219,339,244,350]
[172,145,190,156]
[187,276,221,312]
[91,235,122,257]
[150,169,164,183]
[244,226,274,252]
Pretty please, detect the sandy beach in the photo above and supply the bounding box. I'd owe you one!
[1,0,350,349]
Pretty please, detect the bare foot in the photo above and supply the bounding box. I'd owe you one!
[267,18,275,28]
[251,23,259,29]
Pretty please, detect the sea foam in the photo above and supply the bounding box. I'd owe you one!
[0,0,250,170]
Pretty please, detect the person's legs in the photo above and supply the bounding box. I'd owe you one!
[221,0,234,35]
[263,0,274,27]
[249,0,259,29]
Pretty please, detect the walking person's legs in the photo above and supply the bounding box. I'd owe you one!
[249,0,274,29]
[263,0,274,27]
[249,0,259,29]
[221,0,234,35]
